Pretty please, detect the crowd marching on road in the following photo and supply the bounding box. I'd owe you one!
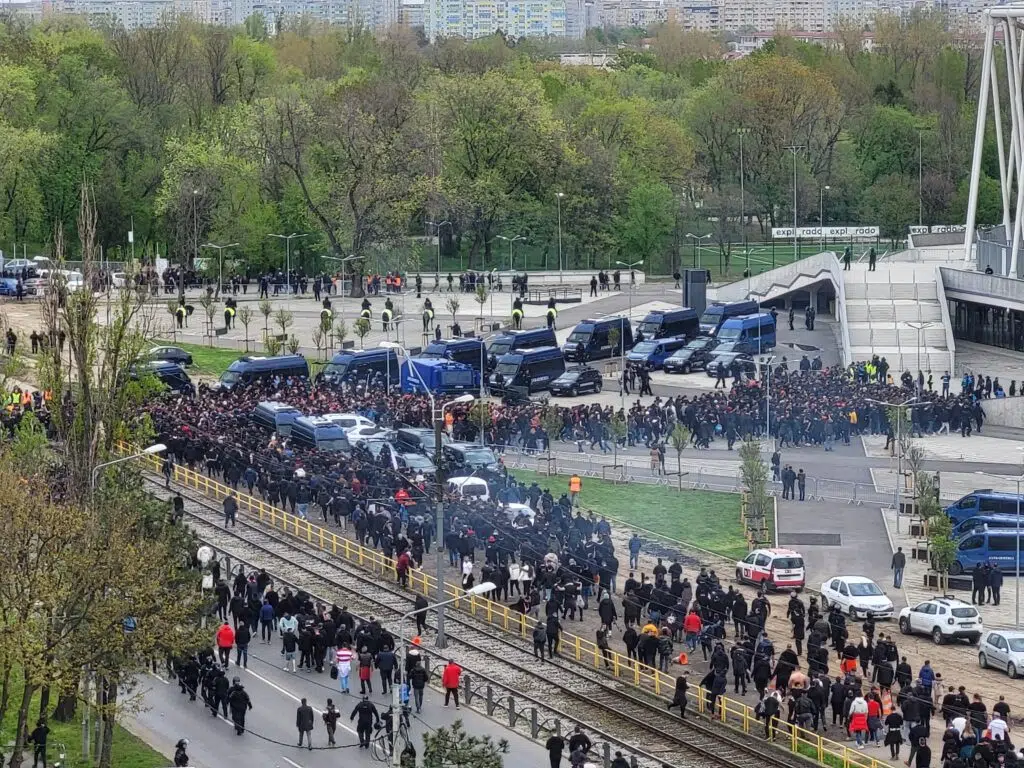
[141,356,1024,768]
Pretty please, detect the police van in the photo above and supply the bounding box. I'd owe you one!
[219,355,309,390]
[489,347,565,394]
[485,328,558,370]
[318,348,400,387]
[289,416,350,453]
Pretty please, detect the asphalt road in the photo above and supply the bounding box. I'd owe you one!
[129,638,553,768]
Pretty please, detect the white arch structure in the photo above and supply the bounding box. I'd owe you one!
[964,9,1023,271]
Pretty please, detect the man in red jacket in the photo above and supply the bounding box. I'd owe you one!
[441,660,462,709]
[216,621,236,666]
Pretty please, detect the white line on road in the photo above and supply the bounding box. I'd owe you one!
[281,756,304,768]
[241,665,359,736]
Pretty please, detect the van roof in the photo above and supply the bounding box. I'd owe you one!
[576,317,631,328]
[256,401,301,414]
[501,346,563,361]
[230,354,308,371]
[642,308,697,319]
[328,347,398,363]
[957,490,1024,499]
[720,312,774,326]
[493,327,555,338]
[294,416,346,430]
[427,338,483,349]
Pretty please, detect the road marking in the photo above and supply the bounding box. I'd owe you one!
[241,666,359,736]
[149,672,170,685]
[281,757,304,768]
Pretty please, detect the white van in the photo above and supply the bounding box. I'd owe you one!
[447,476,490,501]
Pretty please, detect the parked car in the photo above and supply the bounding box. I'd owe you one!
[735,548,806,590]
[662,338,720,374]
[549,365,603,396]
[704,351,757,378]
[145,345,193,367]
[978,630,1024,678]
[898,597,982,645]
[819,576,894,619]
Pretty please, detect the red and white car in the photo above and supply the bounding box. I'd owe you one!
[735,548,806,590]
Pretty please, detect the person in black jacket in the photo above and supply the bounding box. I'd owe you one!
[227,678,252,735]
[409,662,428,713]
[296,698,315,749]
[234,623,251,668]
[350,695,379,748]
[545,734,565,768]
[667,674,688,719]
[568,726,591,755]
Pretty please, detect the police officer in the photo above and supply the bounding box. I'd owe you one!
[350,694,379,749]
[226,677,251,735]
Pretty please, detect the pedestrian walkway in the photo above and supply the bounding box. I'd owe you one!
[862,433,1024,464]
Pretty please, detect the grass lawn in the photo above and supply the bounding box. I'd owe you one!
[0,669,169,768]
[508,468,751,560]
[155,340,240,378]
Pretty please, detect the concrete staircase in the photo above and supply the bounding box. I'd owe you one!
[843,264,954,374]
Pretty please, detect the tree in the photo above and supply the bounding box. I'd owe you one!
[198,292,218,343]
[259,298,273,338]
[264,333,282,356]
[334,319,348,350]
[738,439,769,546]
[238,305,255,352]
[274,307,294,338]
[423,720,508,768]
[615,181,675,268]
[354,317,371,348]
[446,297,460,331]
[859,175,917,244]
[474,282,488,322]
[669,422,692,491]
[609,414,627,467]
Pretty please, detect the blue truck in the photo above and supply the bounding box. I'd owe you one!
[402,358,479,394]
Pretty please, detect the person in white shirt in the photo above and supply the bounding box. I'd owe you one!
[989,714,1009,741]
[951,716,967,736]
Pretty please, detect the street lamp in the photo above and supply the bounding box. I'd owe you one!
[391,581,496,767]
[756,354,776,445]
[865,396,927,534]
[381,341,474,648]
[819,186,831,249]
[735,128,749,255]
[427,221,452,279]
[321,254,360,305]
[615,259,643,411]
[904,321,940,383]
[495,235,526,273]
[685,233,712,270]
[267,233,308,295]
[784,145,806,260]
[556,192,565,283]
[201,243,239,300]
[91,444,167,490]
[975,469,1023,627]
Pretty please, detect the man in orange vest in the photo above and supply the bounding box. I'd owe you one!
[569,475,581,507]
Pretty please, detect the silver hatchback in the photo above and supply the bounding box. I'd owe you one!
[978,630,1024,678]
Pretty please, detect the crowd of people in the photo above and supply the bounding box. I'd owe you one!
[139,350,1024,768]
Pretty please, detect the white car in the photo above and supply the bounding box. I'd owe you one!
[898,597,982,645]
[978,630,1024,678]
[322,413,377,433]
[346,424,393,441]
[820,576,894,619]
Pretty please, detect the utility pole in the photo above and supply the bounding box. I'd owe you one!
[784,146,806,260]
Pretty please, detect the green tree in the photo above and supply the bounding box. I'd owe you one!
[738,439,769,546]
[669,422,692,491]
[423,720,508,768]
[615,180,675,270]
[859,175,918,244]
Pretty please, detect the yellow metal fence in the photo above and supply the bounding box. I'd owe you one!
[127,447,886,768]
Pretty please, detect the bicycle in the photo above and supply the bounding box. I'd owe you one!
[370,706,412,762]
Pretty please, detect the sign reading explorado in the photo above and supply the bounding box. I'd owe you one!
[909,224,967,235]
[771,226,880,240]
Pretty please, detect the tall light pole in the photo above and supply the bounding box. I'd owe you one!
[904,321,940,383]
[391,581,496,768]
[201,242,239,299]
[91,444,167,490]
[866,396,924,535]
[496,235,526,273]
[556,192,565,283]
[819,185,831,249]
[320,253,359,305]
[616,258,643,412]
[426,220,452,279]
[382,341,474,649]
[785,145,806,259]
[267,233,308,295]
[757,354,776,446]
[736,128,749,256]
[686,233,712,269]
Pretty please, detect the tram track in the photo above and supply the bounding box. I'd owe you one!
[151,476,813,768]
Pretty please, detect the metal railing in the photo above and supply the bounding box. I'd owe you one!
[136,450,892,768]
